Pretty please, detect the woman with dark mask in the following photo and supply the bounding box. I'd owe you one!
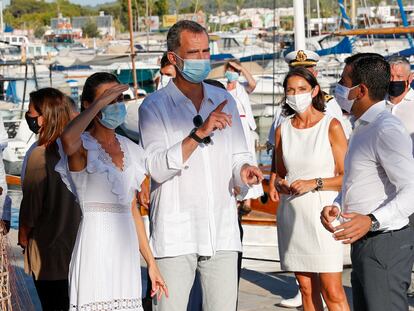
[18,88,82,311]
[58,72,168,310]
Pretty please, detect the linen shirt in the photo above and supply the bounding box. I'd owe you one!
[139,80,253,258]
[387,88,414,153]
[335,101,414,231]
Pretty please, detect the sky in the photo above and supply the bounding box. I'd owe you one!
[3,0,115,7]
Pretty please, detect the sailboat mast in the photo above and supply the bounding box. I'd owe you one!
[397,0,414,48]
[351,0,356,26]
[293,0,306,50]
[127,0,139,98]
[316,0,321,36]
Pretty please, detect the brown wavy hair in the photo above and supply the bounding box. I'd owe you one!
[29,88,72,148]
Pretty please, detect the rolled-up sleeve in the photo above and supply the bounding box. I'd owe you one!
[19,147,47,228]
[229,97,254,188]
[372,126,414,230]
[139,100,188,184]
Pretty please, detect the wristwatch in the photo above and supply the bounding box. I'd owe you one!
[189,128,204,143]
[315,177,323,191]
[367,214,380,231]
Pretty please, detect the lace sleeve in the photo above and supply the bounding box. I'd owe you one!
[54,139,79,200]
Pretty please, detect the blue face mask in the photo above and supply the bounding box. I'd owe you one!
[225,71,239,82]
[99,102,127,129]
[174,53,211,83]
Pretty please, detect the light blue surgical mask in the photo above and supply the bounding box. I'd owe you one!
[174,53,211,83]
[225,70,239,82]
[99,102,127,129]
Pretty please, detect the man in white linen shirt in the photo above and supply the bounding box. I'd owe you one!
[139,20,263,311]
[321,53,414,311]
[387,55,414,295]
[387,56,414,151]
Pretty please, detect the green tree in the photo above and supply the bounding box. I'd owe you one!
[173,0,183,16]
[153,0,169,16]
[82,20,101,38]
[34,26,46,38]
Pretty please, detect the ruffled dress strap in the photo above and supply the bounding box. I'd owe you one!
[55,138,80,200]
[116,134,147,193]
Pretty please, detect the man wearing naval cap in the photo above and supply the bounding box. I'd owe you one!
[267,49,347,309]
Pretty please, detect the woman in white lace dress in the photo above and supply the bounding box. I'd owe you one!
[57,72,168,310]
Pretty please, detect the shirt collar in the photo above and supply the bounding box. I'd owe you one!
[165,80,221,107]
[403,88,414,101]
[358,100,387,124]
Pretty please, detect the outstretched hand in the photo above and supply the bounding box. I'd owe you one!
[149,264,169,300]
[197,100,232,138]
[241,164,264,186]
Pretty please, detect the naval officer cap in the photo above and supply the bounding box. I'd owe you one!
[284,49,320,67]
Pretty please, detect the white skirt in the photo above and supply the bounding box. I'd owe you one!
[69,203,144,311]
[277,190,343,273]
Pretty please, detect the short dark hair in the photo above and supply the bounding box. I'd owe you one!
[344,53,390,101]
[167,20,208,52]
[281,67,325,117]
[160,52,171,68]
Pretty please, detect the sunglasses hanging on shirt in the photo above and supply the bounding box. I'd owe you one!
[189,115,211,145]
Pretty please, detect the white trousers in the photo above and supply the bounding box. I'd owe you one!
[153,251,238,311]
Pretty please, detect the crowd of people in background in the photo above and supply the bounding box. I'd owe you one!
[0,19,411,311]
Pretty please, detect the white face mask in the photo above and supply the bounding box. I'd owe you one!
[286,92,313,113]
[335,83,359,113]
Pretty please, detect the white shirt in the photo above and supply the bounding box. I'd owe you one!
[139,80,253,258]
[335,101,414,231]
[387,88,414,153]
[229,82,256,131]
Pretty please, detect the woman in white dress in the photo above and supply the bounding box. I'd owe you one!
[57,72,168,310]
[269,68,349,311]
[225,60,263,211]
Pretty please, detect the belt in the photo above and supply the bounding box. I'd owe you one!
[239,115,246,117]
[364,225,410,239]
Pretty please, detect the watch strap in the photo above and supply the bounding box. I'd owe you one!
[189,128,204,143]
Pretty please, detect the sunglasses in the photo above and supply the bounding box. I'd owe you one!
[193,115,211,145]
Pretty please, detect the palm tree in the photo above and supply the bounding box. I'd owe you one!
[236,0,244,16]
[174,0,183,17]
[215,0,225,16]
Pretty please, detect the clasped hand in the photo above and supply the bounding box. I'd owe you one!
[320,206,372,244]
[277,179,316,195]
